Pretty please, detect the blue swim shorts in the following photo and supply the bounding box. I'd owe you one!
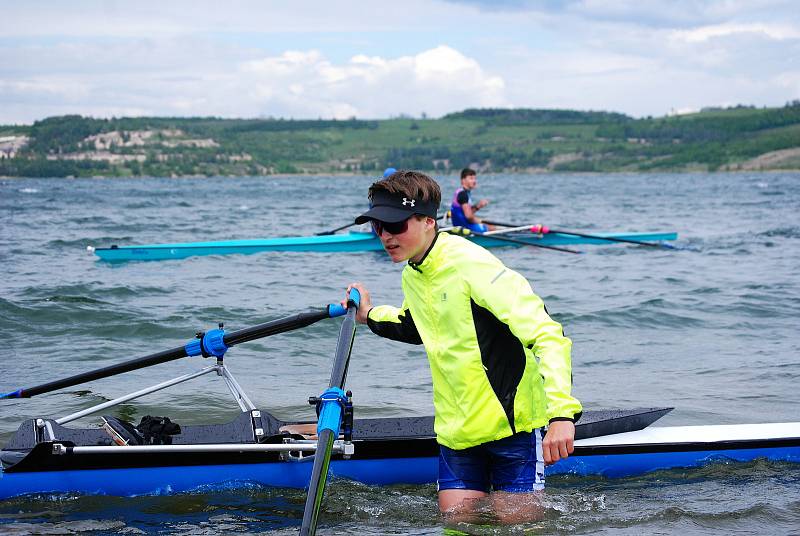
[437,429,545,493]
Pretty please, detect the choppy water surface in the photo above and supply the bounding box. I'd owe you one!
[1,172,798,534]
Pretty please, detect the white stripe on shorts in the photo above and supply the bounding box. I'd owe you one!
[534,427,545,490]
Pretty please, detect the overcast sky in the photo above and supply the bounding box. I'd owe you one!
[1,0,798,124]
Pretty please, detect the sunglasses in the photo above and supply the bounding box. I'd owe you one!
[371,217,411,235]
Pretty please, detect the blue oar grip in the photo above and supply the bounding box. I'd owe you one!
[316,387,347,436]
[327,289,361,317]
[0,389,23,399]
[347,288,361,308]
[184,328,228,358]
[327,303,346,317]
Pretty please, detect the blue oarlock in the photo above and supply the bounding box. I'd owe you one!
[184,328,228,358]
[316,387,347,436]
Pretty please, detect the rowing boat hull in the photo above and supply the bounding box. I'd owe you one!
[1,410,797,500]
[1,425,798,499]
[91,231,679,262]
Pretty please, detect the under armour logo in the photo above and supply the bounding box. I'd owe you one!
[402,198,416,207]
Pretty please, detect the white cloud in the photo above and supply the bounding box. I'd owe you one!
[0,1,798,122]
[238,46,506,118]
[671,22,800,43]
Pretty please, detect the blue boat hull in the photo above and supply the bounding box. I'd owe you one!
[92,231,679,262]
[2,441,798,499]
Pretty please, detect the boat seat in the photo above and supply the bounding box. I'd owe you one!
[102,416,144,445]
[279,423,319,439]
[278,422,349,440]
[101,415,183,445]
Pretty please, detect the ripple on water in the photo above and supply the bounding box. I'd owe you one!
[2,173,799,534]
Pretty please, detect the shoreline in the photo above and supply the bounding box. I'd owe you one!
[3,168,800,180]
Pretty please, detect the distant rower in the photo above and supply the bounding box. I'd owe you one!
[450,168,494,232]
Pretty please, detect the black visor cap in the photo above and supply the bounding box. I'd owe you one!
[355,189,438,224]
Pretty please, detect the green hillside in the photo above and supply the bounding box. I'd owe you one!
[1,102,799,178]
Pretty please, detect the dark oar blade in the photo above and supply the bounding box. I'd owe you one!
[300,289,360,536]
[483,220,676,250]
[1,305,347,400]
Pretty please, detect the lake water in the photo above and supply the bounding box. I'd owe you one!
[0,172,798,534]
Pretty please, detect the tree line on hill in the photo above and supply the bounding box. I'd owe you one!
[1,102,799,177]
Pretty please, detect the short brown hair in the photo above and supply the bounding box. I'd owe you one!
[369,169,441,208]
[460,168,476,180]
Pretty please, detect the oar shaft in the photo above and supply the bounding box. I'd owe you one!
[10,347,188,399]
[223,308,334,347]
[482,220,524,228]
[483,225,536,235]
[328,310,357,390]
[300,428,336,535]
[300,290,360,536]
[2,306,343,399]
[482,220,675,249]
[447,227,581,254]
[549,228,673,248]
[315,222,356,236]
[318,213,447,236]
[480,233,581,253]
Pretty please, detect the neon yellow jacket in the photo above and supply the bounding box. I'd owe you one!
[367,232,582,450]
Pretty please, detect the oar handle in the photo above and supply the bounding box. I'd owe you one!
[346,287,361,309]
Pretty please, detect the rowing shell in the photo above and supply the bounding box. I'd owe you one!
[1,408,798,499]
[89,230,679,262]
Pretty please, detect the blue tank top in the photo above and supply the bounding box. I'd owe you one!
[450,187,471,226]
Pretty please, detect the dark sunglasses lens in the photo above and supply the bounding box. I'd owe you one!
[384,220,409,234]
[372,219,409,235]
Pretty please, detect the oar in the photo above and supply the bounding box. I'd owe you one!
[445,227,582,254]
[0,304,349,400]
[319,213,449,236]
[300,288,360,536]
[484,220,676,249]
[482,225,538,235]
[316,222,357,236]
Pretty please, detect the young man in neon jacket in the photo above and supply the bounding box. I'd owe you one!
[346,170,581,521]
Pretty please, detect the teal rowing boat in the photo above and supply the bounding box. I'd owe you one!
[89,230,678,262]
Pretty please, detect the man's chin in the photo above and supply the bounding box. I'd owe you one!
[383,247,407,263]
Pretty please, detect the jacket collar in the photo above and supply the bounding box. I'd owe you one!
[407,231,444,273]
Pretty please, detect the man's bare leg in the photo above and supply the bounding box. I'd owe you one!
[439,489,489,524]
[490,491,545,524]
